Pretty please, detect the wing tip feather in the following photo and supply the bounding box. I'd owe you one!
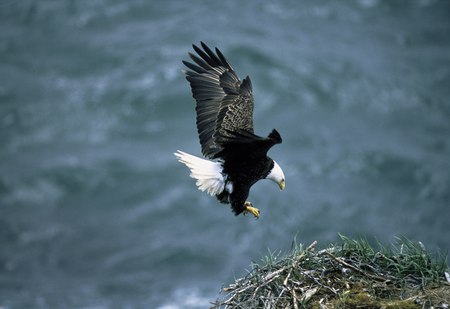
[268,129,282,144]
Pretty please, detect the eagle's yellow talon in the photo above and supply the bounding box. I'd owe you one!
[243,201,260,218]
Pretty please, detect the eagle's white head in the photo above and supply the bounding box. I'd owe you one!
[266,160,285,190]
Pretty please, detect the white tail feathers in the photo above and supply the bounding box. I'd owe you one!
[174,150,225,196]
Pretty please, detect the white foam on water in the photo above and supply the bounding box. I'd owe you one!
[157,287,212,309]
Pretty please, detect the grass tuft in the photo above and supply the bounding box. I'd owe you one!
[212,235,449,308]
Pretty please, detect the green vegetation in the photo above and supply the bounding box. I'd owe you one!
[212,235,449,308]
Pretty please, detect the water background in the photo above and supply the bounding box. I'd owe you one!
[1,1,449,308]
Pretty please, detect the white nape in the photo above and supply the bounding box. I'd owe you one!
[266,160,285,185]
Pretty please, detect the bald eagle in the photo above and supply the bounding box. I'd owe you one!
[175,42,285,218]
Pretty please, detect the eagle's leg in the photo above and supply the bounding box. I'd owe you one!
[243,201,260,218]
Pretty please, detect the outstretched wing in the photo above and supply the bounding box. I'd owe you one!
[183,42,254,159]
[216,129,282,162]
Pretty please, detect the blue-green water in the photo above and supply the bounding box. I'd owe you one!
[1,1,449,308]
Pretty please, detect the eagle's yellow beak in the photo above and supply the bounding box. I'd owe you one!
[279,179,285,190]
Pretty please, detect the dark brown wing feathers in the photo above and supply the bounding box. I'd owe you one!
[183,42,254,159]
[216,128,282,161]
